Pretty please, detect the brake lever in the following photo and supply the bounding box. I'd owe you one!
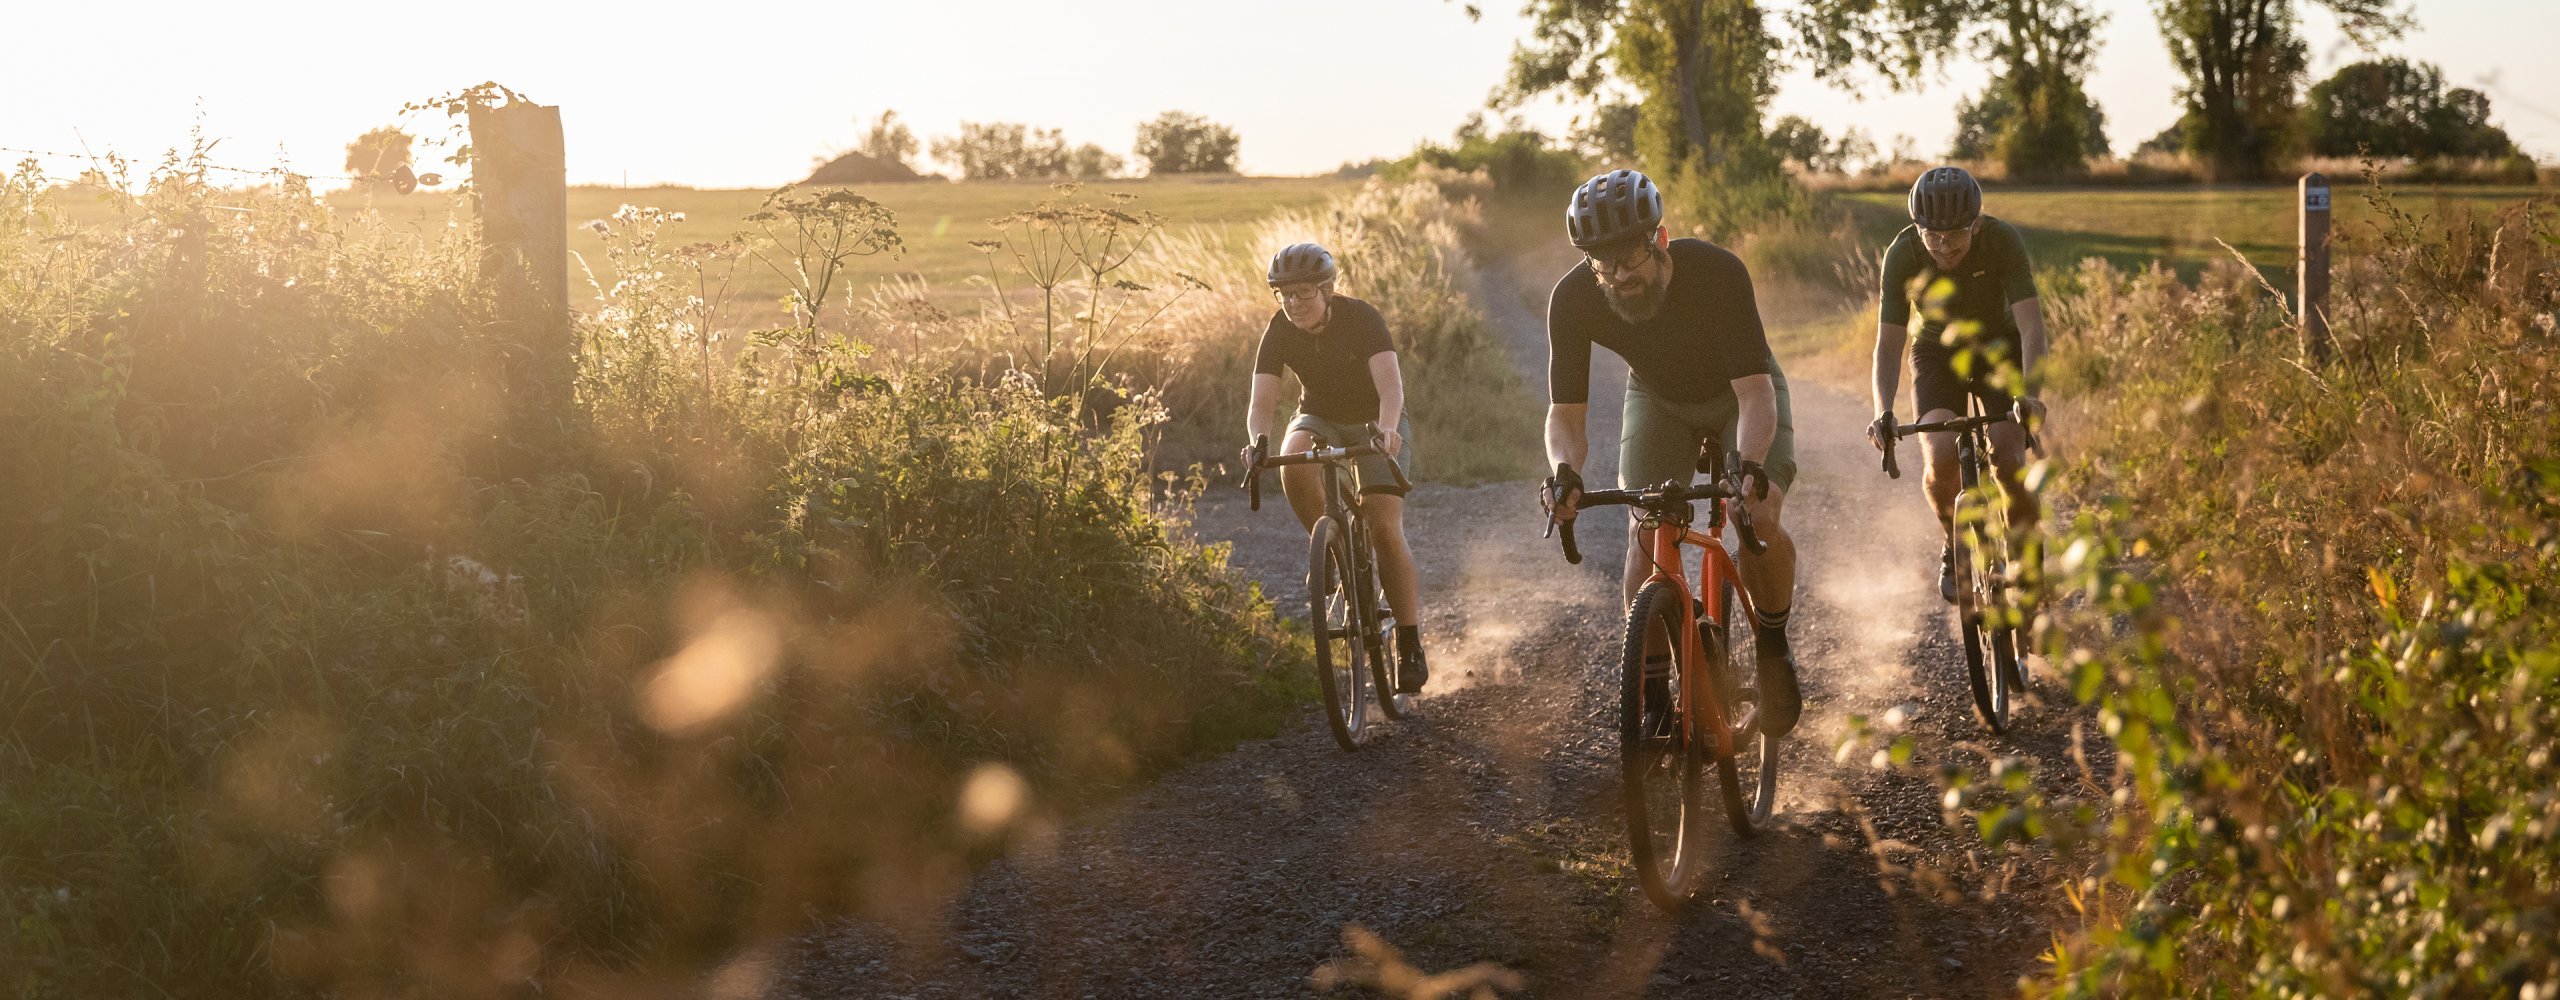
[1880,411,1901,479]
[1244,434,1268,510]
[1541,476,1582,565]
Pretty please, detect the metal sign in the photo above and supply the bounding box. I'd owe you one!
[2304,186,2331,212]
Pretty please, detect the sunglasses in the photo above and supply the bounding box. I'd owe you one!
[1272,286,1325,305]
[1583,242,1655,277]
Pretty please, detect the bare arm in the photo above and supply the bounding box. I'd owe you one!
[1245,373,1283,444]
[1730,373,1777,466]
[1871,322,1909,416]
[1544,403,1589,473]
[1368,352,1405,452]
[2010,298,2049,394]
[1544,402,1591,520]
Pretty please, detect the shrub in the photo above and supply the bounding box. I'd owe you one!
[1134,111,1240,175]
[0,148,1301,995]
[1941,180,2560,995]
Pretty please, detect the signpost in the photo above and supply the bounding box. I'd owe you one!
[2298,172,2332,364]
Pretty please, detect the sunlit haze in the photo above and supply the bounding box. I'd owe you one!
[5,0,2550,188]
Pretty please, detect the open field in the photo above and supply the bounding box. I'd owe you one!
[536,175,1356,310]
[1841,183,2553,279]
[50,174,1360,314]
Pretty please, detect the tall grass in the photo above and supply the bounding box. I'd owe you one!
[862,178,1540,484]
[1,151,1311,995]
[1970,181,2560,995]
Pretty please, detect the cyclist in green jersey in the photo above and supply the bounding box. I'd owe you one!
[1241,243,1431,693]
[1865,166,2050,602]
[1541,169,1805,738]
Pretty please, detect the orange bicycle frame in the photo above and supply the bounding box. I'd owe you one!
[1636,504,1758,761]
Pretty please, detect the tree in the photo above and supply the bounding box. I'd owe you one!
[2152,0,2405,180]
[1066,143,1126,180]
[2136,118,2189,156]
[858,110,919,171]
[929,122,1072,180]
[2302,58,2517,159]
[1767,115,1876,173]
[344,126,413,180]
[1949,74,2111,162]
[1791,0,2109,179]
[1133,112,1240,174]
[1571,101,1642,164]
[1495,0,1792,237]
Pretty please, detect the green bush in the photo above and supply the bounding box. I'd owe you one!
[1384,127,1586,199]
[1963,181,2560,995]
[0,152,1303,995]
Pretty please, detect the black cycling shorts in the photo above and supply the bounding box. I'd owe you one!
[1910,343,2016,418]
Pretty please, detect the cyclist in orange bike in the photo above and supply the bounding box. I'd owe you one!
[1240,243,1430,693]
[1541,170,1805,738]
[1864,166,2050,602]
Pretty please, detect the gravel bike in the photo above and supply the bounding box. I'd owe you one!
[1880,398,2038,733]
[1544,449,1777,911]
[1246,430,1412,751]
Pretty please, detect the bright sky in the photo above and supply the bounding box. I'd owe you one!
[2,0,2549,189]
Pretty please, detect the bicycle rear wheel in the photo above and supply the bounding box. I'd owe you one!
[1707,574,1777,833]
[1309,516,1371,751]
[1621,582,1709,912]
[1352,518,1405,720]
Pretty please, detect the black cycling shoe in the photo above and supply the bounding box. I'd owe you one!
[1396,637,1429,694]
[1938,544,1959,604]
[1754,647,1802,738]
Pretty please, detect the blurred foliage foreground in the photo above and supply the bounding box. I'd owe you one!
[0,153,1545,994]
[1859,181,2560,997]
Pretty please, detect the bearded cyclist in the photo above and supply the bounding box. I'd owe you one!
[1864,166,2049,603]
[1241,243,1430,694]
[1541,169,1805,738]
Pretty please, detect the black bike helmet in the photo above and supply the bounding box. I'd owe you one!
[1907,166,1982,230]
[1565,169,1663,249]
[1267,242,1338,287]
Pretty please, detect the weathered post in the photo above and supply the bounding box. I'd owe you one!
[2298,171,2332,364]
[469,100,571,408]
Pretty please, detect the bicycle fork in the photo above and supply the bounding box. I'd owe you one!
[1641,521,1738,763]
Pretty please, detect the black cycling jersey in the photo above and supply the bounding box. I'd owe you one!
[1253,294,1396,424]
[1877,216,2038,353]
[1546,238,1774,406]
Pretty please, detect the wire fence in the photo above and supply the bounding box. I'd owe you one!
[0,142,373,184]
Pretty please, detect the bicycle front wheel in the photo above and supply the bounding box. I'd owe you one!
[1952,502,2012,733]
[1309,517,1370,752]
[1707,573,1777,833]
[1621,582,1709,912]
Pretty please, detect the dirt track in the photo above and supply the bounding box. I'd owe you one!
[779,239,2106,998]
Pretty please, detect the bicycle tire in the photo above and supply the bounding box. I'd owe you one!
[1353,518,1405,720]
[1708,573,1777,833]
[1952,500,2012,733]
[1620,582,1709,912]
[1983,503,2027,708]
[1309,517,1370,751]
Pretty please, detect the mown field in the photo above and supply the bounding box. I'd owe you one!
[408,175,1353,313]
[1841,183,2552,278]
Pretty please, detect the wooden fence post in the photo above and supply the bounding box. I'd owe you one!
[469,101,570,408]
[2298,171,2332,364]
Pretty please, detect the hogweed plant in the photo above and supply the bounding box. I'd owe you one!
[968,183,1207,398]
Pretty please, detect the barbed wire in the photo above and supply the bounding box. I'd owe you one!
[0,143,368,183]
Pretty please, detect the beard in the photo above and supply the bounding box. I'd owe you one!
[1601,272,1668,323]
